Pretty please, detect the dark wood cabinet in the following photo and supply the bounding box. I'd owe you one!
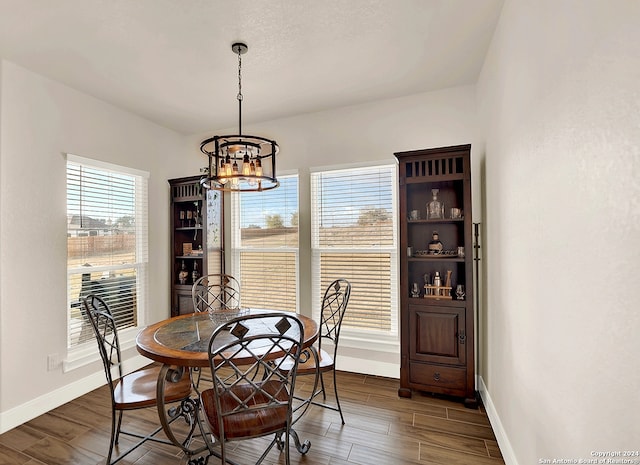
[394,144,476,406]
[169,176,223,316]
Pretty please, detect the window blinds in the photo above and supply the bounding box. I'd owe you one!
[311,165,398,334]
[231,175,299,312]
[66,155,148,347]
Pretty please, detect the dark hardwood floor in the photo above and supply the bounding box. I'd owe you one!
[0,370,504,464]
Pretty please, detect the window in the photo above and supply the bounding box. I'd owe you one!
[311,165,398,337]
[66,155,148,348]
[231,175,299,312]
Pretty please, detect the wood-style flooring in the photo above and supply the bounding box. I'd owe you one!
[0,370,505,464]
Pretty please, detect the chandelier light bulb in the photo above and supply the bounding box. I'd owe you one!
[242,155,251,176]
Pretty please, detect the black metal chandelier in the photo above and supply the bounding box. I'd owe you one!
[200,42,280,192]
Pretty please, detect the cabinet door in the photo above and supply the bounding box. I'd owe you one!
[174,287,194,315]
[409,304,466,366]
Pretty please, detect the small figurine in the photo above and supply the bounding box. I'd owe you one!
[428,231,444,255]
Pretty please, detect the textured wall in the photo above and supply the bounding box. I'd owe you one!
[0,60,183,431]
[477,1,640,462]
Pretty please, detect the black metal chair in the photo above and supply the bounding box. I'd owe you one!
[197,312,306,465]
[83,294,192,464]
[280,278,351,424]
[192,273,241,313]
[190,274,242,386]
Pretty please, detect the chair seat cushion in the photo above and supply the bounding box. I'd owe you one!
[201,380,289,439]
[277,347,334,375]
[114,365,192,409]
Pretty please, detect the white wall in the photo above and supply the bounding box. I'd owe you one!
[476,1,640,463]
[0,61,184,432]
[186,84,482,377]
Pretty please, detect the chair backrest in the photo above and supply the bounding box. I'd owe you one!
[318,279,351,353]
[205,313,304,440]
[82,294,124,387]
[192,274,240,313]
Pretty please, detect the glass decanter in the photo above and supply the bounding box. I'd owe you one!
[427,188,444,219]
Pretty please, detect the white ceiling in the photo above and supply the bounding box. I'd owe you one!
[0,0,504,135]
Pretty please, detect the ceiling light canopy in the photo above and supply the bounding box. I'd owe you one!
[200,42,280,192]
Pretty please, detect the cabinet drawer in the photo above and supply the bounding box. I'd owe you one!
[409,362,466,389]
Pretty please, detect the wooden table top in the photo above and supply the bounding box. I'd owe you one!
[136,309,318,368]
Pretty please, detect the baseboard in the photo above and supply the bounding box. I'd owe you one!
[0,355,150,434]
[477,376,519,465]
[337,355,399,379]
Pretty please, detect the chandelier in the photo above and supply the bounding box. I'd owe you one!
[200,42,279,192]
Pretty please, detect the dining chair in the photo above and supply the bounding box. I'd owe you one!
[280,278,351,425]
[190,273,241,387]
[192,273,241,313]
[197,312,306,465]
[82,294,192,465]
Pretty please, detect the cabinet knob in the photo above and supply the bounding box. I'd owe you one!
[458,330,466,344]
[433,372,441,381]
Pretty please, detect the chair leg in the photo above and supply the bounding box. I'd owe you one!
[106,408,117,465]
[191,366,202,388]
[307,369,345,424]
[110,407,195,465]
[319,372,327,401]
[255,434,281,465]
[332,368,345,425]
[114,410,124,444]
[284,429,291,465]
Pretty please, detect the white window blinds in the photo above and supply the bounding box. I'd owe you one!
[311,165,398,335]
[66,155,148,348]
[231,175,299,312]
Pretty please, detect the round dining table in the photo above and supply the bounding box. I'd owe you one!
[135,308,319,460]
[136,308,318,367]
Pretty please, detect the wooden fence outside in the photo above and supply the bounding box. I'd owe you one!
[68,235,136,259]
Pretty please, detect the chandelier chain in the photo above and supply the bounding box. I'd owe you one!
[237,47,243,102]
[237,46,243,134]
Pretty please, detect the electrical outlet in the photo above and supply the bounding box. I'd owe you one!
[47,353,60,371]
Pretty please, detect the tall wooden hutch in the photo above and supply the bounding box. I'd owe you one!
[395,144,476,406]
[169,176,224,316]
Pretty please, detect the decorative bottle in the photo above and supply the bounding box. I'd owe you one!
[192,261,200,282]
[428,231,444,255]
[178,260,188,284]
[427,188,444,219]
